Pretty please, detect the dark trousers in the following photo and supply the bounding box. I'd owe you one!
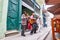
[30,23,38,34]
[30,27,37,34]
[21,25,26,35]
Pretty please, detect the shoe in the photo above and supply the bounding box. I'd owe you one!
[21,35,26,36]
[34,32,37,34]
[30,33,33,35]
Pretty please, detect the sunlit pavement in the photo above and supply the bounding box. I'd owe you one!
[45,31,52,40]
[1,27,51,40]
[45,30,60,40]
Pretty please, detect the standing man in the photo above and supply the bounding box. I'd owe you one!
[42,9,47,27]
[21,11,27,36]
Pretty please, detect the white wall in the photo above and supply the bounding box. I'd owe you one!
[0,0,8,38]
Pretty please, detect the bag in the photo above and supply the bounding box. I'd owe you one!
[29,19,35,24]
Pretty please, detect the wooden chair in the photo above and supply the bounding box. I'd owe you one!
[51,18,60,40]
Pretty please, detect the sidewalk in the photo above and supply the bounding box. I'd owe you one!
[1,27,51,40]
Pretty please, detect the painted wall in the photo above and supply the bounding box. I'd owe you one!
[36,0,45,5]
[0,0,8,38]
[0,0,3,23]
[0,0,3,38]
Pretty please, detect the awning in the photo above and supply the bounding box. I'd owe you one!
[22,1,34,11]
[45,0,60,5]
[47,4,60,15]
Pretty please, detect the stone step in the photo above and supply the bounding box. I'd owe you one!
[5,30,19,37]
